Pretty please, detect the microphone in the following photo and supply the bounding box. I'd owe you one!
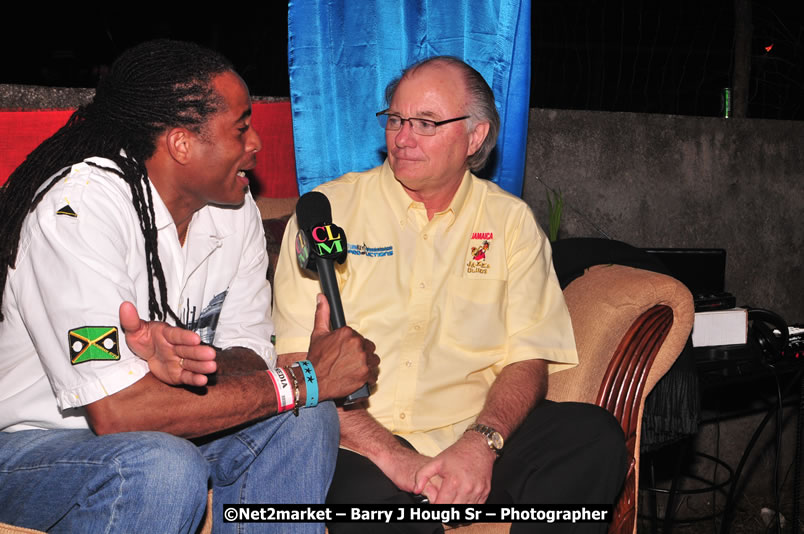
[295,191,369,404]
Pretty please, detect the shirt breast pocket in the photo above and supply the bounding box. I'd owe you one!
[443,275,508,353]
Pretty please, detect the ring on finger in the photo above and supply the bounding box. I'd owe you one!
[179,358,184,368]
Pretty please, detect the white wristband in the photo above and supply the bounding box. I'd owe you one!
[267,367,295,413]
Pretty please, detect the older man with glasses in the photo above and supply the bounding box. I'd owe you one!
[273,56,628,534]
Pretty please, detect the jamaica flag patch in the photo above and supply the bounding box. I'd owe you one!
[69,326,120,365]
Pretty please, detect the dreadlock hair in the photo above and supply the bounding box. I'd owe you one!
[0,39,233,323]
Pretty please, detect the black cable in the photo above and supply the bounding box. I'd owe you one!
[712,419,721,534]
[792,364,803,532]
[771,366,782,534]
[719,367,803,534]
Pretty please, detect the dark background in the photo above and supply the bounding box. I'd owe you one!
[2,2,802,120]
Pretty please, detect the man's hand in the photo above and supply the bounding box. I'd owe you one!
[306,295,380,401]
[385,447,443,503]
[413,432,496,504]
[119,301,217,387]
[336,405,442,502]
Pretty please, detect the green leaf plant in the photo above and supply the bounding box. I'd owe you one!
[546,188,563,242]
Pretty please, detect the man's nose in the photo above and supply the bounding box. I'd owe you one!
[394,119,417,148]
[248,127,262,153]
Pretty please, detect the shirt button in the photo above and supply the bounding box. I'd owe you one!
[405,360,413,367]
[423,233,429,240]
[400,413,406,420]
[413,325,421,331]
[419,282,426,289]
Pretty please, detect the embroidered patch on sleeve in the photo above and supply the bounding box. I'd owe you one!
[69,326,120,365]
[56,204,78,218]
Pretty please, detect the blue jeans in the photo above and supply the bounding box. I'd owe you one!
[0,402,338,533]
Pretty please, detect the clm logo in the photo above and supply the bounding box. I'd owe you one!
[295,231,310,268]
[312,224,344,255]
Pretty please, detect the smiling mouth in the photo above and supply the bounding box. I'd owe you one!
[392,153,422,162]
[237,155,258,183]
[235,170,251,189]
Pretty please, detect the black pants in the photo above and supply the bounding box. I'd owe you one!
[326,401,629,534]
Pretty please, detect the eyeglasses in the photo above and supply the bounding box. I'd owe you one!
[375,110,470,136]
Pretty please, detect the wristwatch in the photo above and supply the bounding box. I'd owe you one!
[465,423,504,456]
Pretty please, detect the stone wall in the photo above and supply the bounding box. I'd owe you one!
[524,108,803,322]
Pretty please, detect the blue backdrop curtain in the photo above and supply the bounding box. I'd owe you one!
[288,0,531,197]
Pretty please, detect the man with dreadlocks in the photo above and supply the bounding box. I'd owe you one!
[0,40,378,533]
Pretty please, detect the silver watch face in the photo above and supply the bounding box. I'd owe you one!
[490,432,504,450]
[468,424,503,453]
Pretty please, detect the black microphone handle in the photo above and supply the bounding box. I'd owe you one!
[315,257,346,329]
[314,256,369,404]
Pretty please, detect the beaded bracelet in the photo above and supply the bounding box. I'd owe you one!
[286,365,301,416]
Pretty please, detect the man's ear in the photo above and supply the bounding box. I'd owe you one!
[466,121,490,157]
[164,127,193,165]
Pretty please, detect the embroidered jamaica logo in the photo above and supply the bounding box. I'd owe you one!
[471,240,490,261]
[68,326,120,365]
[467,236,492,274]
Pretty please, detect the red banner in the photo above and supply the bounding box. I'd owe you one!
[0,101,298,198]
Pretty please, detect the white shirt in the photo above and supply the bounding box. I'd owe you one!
[0,157,275,431]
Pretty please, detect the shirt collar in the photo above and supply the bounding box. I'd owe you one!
[380,159,474,229]
[442,168,473,225]
[148,178,228,241]
[86,153,229,241]
[149,179,175,232]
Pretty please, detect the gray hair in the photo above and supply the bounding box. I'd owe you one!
[384,56,500,173]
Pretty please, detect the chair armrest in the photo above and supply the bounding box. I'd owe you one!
[598,304,674,534]
[551,264,693,534]
[549,264,693,405]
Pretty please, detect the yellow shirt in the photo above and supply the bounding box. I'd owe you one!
[273,162,578,456]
